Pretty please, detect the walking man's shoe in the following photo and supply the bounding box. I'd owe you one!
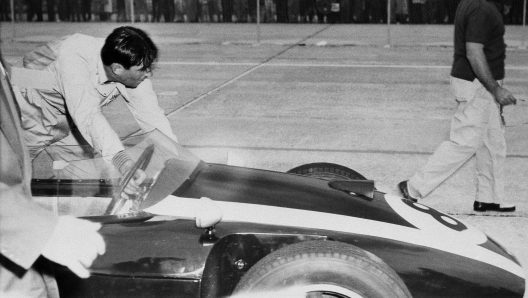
[473,201,516,212]
[398,181,418,202]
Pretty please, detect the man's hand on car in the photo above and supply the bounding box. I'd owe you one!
[42,216,106,278]
[120,160,148,200]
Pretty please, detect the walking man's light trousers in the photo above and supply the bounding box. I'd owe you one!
[409,76,506,204]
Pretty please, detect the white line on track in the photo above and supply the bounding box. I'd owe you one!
[167,64,265,114]
[158,62,258,66]
[145,26,334,134]
[158,61,528,71]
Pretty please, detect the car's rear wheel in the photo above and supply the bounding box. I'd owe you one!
[232,241,412,298]
[287,163,367,181]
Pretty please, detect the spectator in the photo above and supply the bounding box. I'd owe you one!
[117,0,127,21]
[183,0,199,22]
[234,0,248,22]
[370,0,387,23]
[263,0,274,21]
[174,0,185,21]
[161,0,176,22]
[0,0,11,21]
[327,0,342,23]
[199,0,215,21]
[299,0,316,22]
[276,0,289,22]
[395,0,409,23]
[222,0,234,22]
[152,0,160,21]
[133,0,149,22]
[70,0,82,21]
[446,0,461,23]
[57,0,70,21]
[435,0,448,23]
[362,0,373,22]
[196,0,203,21]
[425,0,438,23]
[409,0,426,23]
[81,0,92,21]
[26,0,43,21]
[503,0,525,24]
[249,0,268,22]
[511,0,526,24]
[338,0,354,23]
[46,0,56,21]
[352,0,367,23]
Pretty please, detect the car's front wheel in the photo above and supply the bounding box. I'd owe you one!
[232,241,411,298]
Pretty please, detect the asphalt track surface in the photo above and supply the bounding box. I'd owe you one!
[1,22,528,295]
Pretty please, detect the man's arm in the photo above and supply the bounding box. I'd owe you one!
[466,42,517,106]
[1,130,106,278]
[1,87,105,279]
[0,146,57,270]
[55,52,125,163]
[55,54,148,199]
[124,79,178,142]
[1,60,58,270]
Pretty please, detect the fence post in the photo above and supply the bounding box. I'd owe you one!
[10,0,15,41]
[130,0,135,23]
[385,0,392,48]
[256,0,261,44]
[109,0,113,20]
[522,0,527,49]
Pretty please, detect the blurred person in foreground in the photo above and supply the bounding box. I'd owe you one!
[10,26,177,198]
[398,0,518,212]
[0,55,105,297]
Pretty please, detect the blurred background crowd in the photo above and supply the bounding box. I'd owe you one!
[0,0,526,24]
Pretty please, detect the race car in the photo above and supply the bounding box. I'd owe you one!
[28,128,525,298]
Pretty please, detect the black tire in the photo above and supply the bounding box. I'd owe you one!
[287,162,367,181]
[233,241,412,298]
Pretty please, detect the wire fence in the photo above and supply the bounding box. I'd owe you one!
[1,0,526,25]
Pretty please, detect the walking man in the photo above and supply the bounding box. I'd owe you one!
[398,0,518,212]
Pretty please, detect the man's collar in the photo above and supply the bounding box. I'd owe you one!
[98,56,110,85]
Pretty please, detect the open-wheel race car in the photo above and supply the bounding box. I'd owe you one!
[28,128,526,298]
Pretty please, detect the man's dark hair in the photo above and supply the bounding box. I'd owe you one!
[488,0,504,11]
[101,26,158,70]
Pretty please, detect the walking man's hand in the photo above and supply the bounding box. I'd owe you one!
[493,86,517,106]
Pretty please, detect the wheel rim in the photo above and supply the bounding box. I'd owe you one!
[252,284,363,298]
[304,284,364,298]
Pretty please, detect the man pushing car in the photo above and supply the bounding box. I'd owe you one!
[9,26,178,198]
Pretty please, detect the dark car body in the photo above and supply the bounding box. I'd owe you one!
[1,52,521,298]
[27,130,525,298]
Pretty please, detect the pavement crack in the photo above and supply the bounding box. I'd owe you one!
[452,213,526,218]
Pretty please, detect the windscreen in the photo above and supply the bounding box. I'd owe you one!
[32,129,201,181]
[31,130,202,219]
